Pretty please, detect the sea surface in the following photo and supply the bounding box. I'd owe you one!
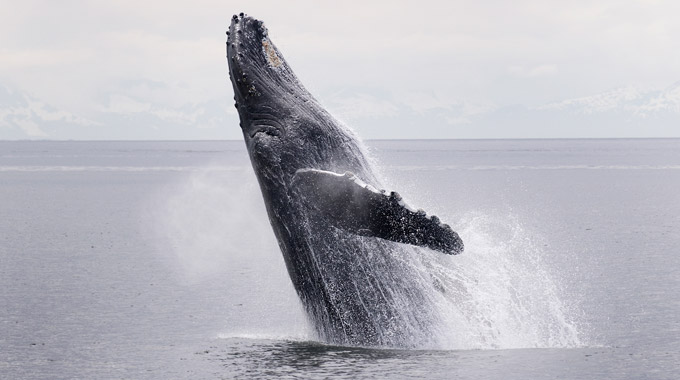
[1,139,678,379]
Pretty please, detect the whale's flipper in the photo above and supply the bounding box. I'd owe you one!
[292,169,464,255]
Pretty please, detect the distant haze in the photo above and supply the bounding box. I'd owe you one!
[1,0,678,140]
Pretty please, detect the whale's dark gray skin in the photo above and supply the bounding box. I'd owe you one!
[227,13,463,347]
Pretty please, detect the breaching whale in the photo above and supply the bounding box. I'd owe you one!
[226,13,463,347]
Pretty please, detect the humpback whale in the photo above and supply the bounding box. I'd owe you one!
[226,13,463,347]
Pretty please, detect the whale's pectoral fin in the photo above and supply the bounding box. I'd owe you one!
[292,169,464,255]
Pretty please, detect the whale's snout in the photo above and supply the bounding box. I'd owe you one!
[227,13,285,139]
[227,13,309,142]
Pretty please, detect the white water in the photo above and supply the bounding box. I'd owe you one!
[433,212,582,348]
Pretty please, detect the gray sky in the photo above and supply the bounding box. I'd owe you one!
[1,0,678,140]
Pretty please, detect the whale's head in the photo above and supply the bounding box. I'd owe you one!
[227,14,371,191]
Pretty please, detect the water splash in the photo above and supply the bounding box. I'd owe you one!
[426,212,584,349]
[361,139,584,349]
[151,163,584,350]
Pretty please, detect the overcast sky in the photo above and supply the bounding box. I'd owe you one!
[1,0,678,140]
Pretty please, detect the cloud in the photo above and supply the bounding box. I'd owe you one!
[0,85,99,138]
[635,82,680,116]
[103,94,152,114]
[0,48,93,69]
[391,91,459,113]
[321,80,680,139]
[535,83,680,117]
[1,1,680,139]
[536,86,642,113]
[0,83,235,139]
[326,93,400,120]
[10,119,48,138]
[445,116,472,126]
[508,65,558,78]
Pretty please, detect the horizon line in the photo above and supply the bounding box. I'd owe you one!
[2,136,680,143]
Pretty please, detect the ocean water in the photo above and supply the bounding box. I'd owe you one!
[1,139,678,379]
